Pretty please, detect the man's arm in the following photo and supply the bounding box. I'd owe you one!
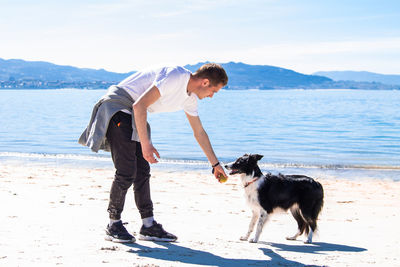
[185,112,227,180]
[133,86,161,163]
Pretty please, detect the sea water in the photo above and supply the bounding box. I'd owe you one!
[0,89,399,180]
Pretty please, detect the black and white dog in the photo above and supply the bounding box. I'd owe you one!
[225,154,324,243]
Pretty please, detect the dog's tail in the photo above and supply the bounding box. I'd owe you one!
[307,182,324,234]
[313,182,324,220]
[300,182,324,235]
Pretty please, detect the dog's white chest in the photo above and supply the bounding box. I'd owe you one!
[244,183,263,210]
[245,191,260,207]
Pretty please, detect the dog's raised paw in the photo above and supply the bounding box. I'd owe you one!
[240,236,248,241]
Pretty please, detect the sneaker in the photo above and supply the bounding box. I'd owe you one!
[105,221,136,243]
[139,221,177,242]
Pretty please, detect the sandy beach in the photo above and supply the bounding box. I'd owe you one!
[0,162,399,267]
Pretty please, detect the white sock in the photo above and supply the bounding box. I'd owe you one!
[110,219,121,226]
[142,217,154,228]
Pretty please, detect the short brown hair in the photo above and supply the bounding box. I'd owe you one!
[193,63,228,87]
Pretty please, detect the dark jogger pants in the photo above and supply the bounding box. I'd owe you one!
[106,111,153,220]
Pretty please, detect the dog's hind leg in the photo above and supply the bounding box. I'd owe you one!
[249,210,269,243]
[240,210,258,241]
[286,205,307,241]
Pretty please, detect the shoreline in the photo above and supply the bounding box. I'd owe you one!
[1,163,399,266]
[1,152,400,182]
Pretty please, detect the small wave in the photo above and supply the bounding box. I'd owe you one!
[307,89,355,92]
[1,152,399,171]
[258,162,400,171]
[0,152,109,162]
[158,158,209,166]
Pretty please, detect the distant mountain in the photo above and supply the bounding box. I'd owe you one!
[0,58,133,82]
[186,62,332,89]
[1,58,399,90]
[313,71,400,86]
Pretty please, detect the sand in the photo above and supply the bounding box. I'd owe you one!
[0,162,399,267]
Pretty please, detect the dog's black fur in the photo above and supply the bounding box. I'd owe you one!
[225,154,324,243]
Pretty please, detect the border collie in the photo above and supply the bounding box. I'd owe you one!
[225,154,324,243]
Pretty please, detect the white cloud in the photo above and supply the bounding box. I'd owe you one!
[208,37,400,74]
[237,37,400,58]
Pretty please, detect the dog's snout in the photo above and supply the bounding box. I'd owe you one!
[225,161,236,170]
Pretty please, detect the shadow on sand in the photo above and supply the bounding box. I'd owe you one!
[123,241,366,266]
[261,241,367,254]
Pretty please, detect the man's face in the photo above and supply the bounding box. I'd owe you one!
[197,81,224,99]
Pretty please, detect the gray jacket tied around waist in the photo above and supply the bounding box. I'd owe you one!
[78,85,151,152]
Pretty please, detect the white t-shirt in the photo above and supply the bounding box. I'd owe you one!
[118,66,198,116]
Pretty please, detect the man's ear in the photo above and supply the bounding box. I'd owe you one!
[201,78,210,87]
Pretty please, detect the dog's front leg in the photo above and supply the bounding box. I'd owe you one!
[240,210,258,241]
[249,210,268,243]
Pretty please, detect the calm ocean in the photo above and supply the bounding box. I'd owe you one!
[1,89,399,180]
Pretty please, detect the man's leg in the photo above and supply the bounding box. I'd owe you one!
[134,144,177,242]
[105,112,136,242]
[133,143,154,219]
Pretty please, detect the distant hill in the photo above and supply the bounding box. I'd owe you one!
[313,71,400,86]
[185,62,331,89]
[0,58,133,82]
[1,58,399,90]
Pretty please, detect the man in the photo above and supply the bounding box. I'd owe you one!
[79,63,228,243]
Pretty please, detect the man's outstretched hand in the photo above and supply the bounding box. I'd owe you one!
[213,164,228,183]
[142,143,160,164]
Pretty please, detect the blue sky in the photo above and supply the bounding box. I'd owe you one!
[1,0,399,74]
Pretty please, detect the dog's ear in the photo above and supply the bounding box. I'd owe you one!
[253,154,263,161]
